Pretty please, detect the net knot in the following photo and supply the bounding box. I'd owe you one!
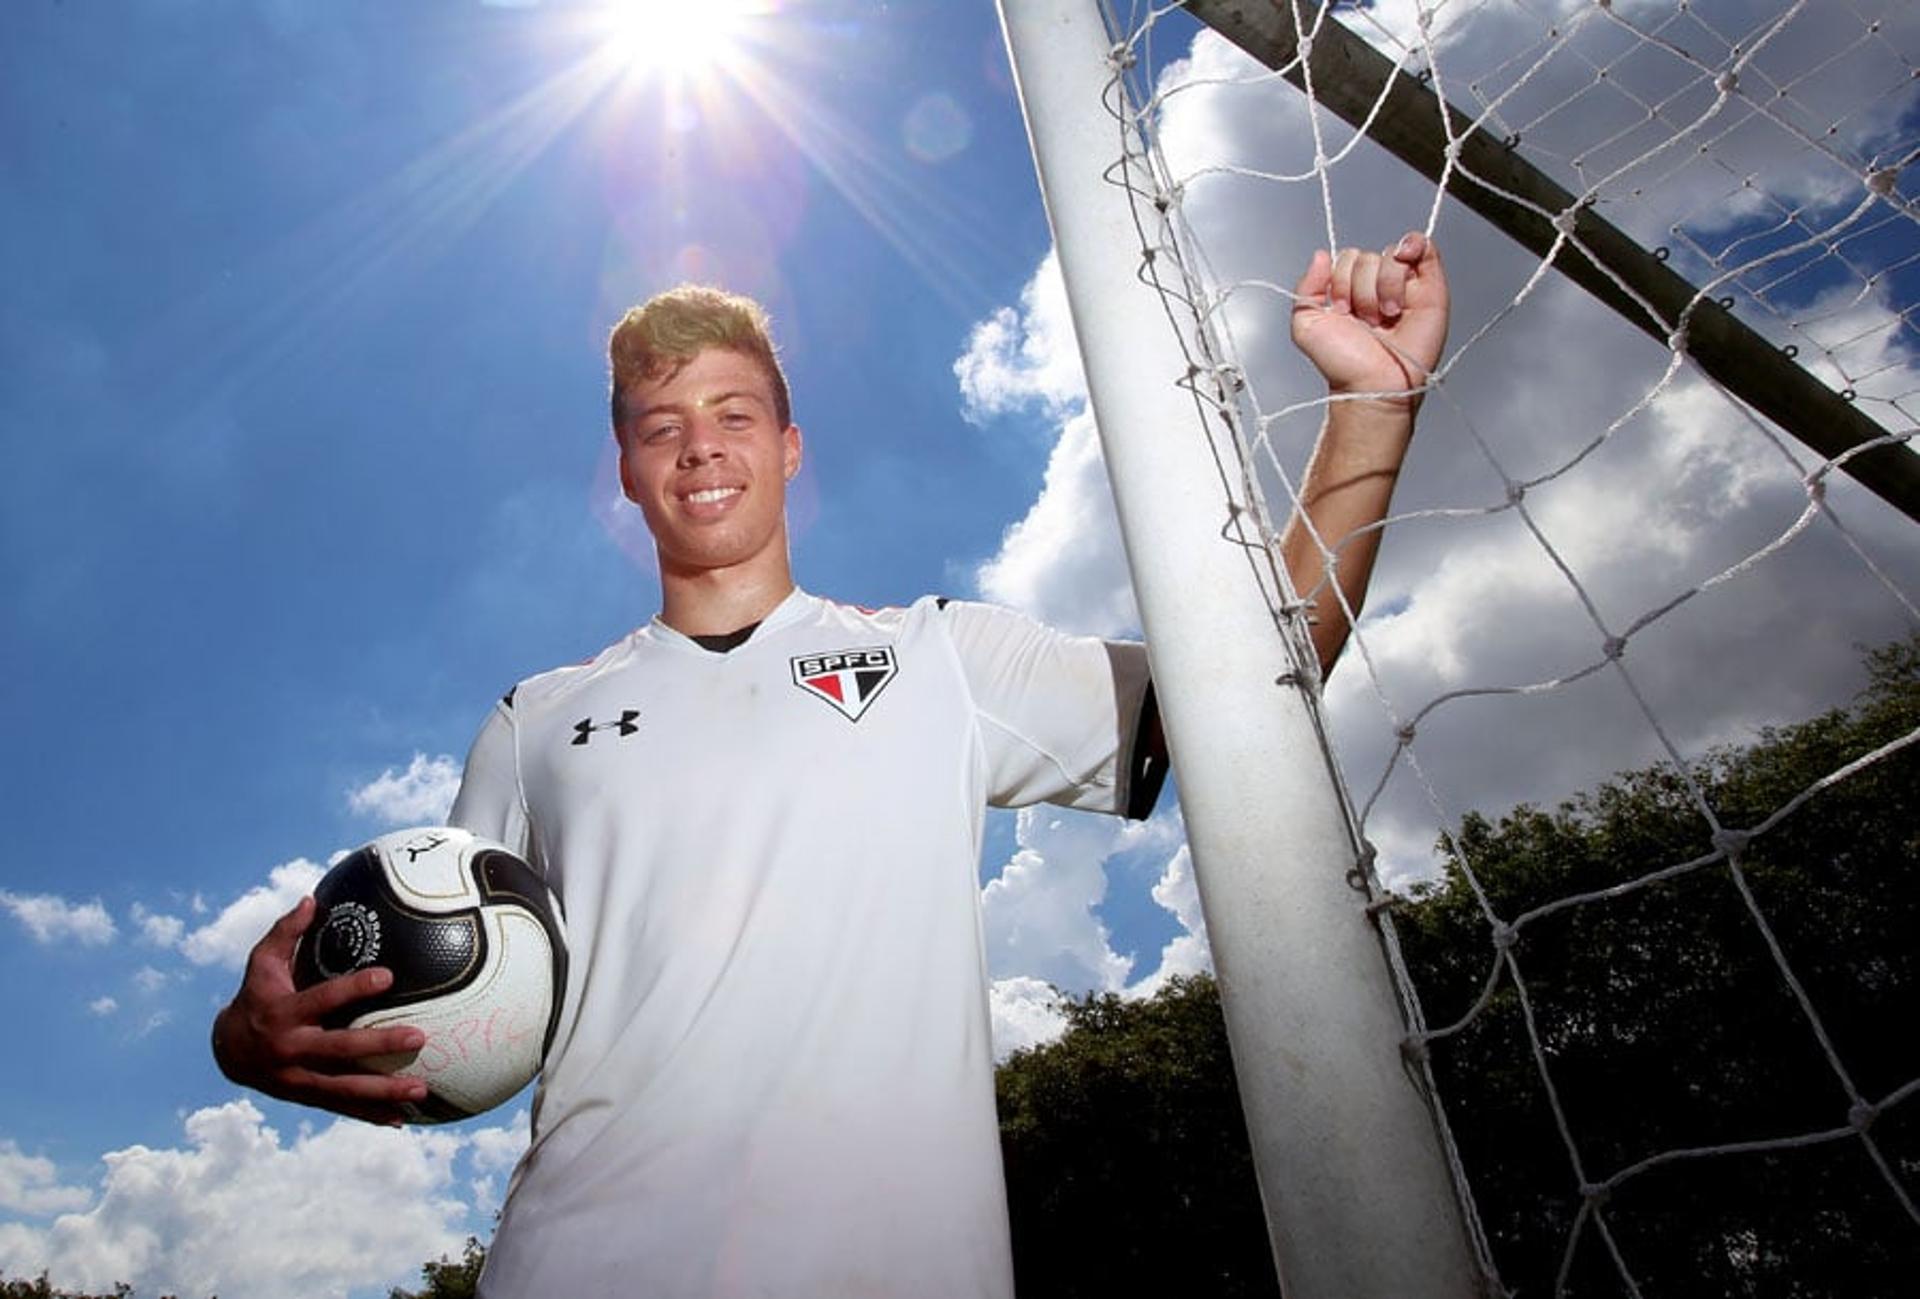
[1365,894,1400,925]
[1602,636,1626,661]
[1712,827,1751,858]
[1849,1100,1878,1132]
[1395,722,1418,745]
[1506,482,1526,505]
[1106,42,1136,73]
[1714,70,1739,95]
[1552,207,1579,235]
[1400,1036,1431,1066]
[1865,167,1899,197]
[1580,1182,1611,1207]
[1669,324,1690,353]
[1297,36,1313,59]
[1491,922,1518,951]
[1806,477,1827,504]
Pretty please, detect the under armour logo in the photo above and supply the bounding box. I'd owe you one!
[572,710,641,745]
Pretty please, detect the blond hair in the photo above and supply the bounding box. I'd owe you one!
[608,285,792,434]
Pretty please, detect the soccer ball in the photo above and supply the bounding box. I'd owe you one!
[292,826,567,1124]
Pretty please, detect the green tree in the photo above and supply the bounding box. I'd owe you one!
[1396,635,1920,1296]
[0,1275,137,1298]
[388,1237,485,1299]
[996,975,1280,1299]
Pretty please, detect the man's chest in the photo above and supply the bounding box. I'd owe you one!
[517,630,977,842]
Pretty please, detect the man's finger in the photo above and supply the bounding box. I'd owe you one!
[252,895,315,965]
[1376,249,1411,320]
[274,1068,425,1128]
[1292,248,1333,306]
[290,965,396,1021]
[1348,252,1383,323]
[1329,247,1359,313]
[298,1022,429,1063]
[281,1063,430,1106]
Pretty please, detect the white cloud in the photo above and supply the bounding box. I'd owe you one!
[86,997,117,1017]
[0,1100,473,1299]
[179,860,325,971]
[974,407,1141,638]
[131,966,169,995]
[0,1142,91,1217]
[466,1110,528,1175]
[1125,845,1214,1001]
[0,891,116,947]
[987,977,1069,1061]
[347,753,463,826]
[466,1109,529,1220]
[960,19,1920,902]
[981,808,1137,994]
[954,250,1086,422]
[130,903,184,949]
[980,806,1187,998]
[955,251,1140,639]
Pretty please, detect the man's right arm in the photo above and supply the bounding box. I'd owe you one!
[212,698,524,1125]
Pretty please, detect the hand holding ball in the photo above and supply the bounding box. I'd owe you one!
[292,827,567,1124]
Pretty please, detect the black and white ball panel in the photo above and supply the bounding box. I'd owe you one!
[292,827,567,1123]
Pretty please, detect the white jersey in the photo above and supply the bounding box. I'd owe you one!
[449,588,1153,1299]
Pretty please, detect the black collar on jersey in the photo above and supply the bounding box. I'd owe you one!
[690,621,763,654]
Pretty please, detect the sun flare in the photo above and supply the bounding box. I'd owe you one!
[602,0,759,78]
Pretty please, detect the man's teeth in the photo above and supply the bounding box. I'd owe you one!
[686,487,741,504]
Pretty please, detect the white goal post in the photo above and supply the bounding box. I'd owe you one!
[999,0,1920,1294]
[998,4,1487,1296]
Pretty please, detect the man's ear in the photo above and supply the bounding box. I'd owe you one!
[616,431,642,505]
[783,424,803,481]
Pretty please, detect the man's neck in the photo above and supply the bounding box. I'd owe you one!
[657,563,797,638]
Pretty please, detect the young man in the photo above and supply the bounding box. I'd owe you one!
[212,235,1447,1297]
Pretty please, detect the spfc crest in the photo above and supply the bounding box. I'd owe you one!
[791,646,898,723]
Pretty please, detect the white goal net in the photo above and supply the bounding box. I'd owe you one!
[1036,0,1920,1293]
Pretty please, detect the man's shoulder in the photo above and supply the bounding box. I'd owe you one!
[808,593,954,636]
[495,633,644,715]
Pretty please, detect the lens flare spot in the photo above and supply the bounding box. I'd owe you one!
[902,93,972,163]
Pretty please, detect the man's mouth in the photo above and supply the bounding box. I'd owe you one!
[681,486,743,505]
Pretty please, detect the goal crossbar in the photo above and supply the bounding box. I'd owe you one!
[1185,0,1920,524]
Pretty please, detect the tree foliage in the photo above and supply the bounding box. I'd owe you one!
[0,1275,140,1298]
[1395,634,1920,1296]
[387,1237,485,1299]
[996,975,1280,1299]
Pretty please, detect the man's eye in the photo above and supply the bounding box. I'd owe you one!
[643,424,679,443]
[721,412,754,429]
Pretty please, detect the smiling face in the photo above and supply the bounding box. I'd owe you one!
[617,346,803,584]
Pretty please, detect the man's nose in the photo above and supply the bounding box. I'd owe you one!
[677,416,727,466]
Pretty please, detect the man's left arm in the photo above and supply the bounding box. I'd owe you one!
[1281,231,1450,676]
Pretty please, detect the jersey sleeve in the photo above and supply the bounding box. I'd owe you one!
[447,697,533,860]
[939,600,1160,816]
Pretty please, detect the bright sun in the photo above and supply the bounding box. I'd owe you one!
[602,0,756,78]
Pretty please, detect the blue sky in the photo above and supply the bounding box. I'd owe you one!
[0,3,1203,1293]
[4,1,1917,1295]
